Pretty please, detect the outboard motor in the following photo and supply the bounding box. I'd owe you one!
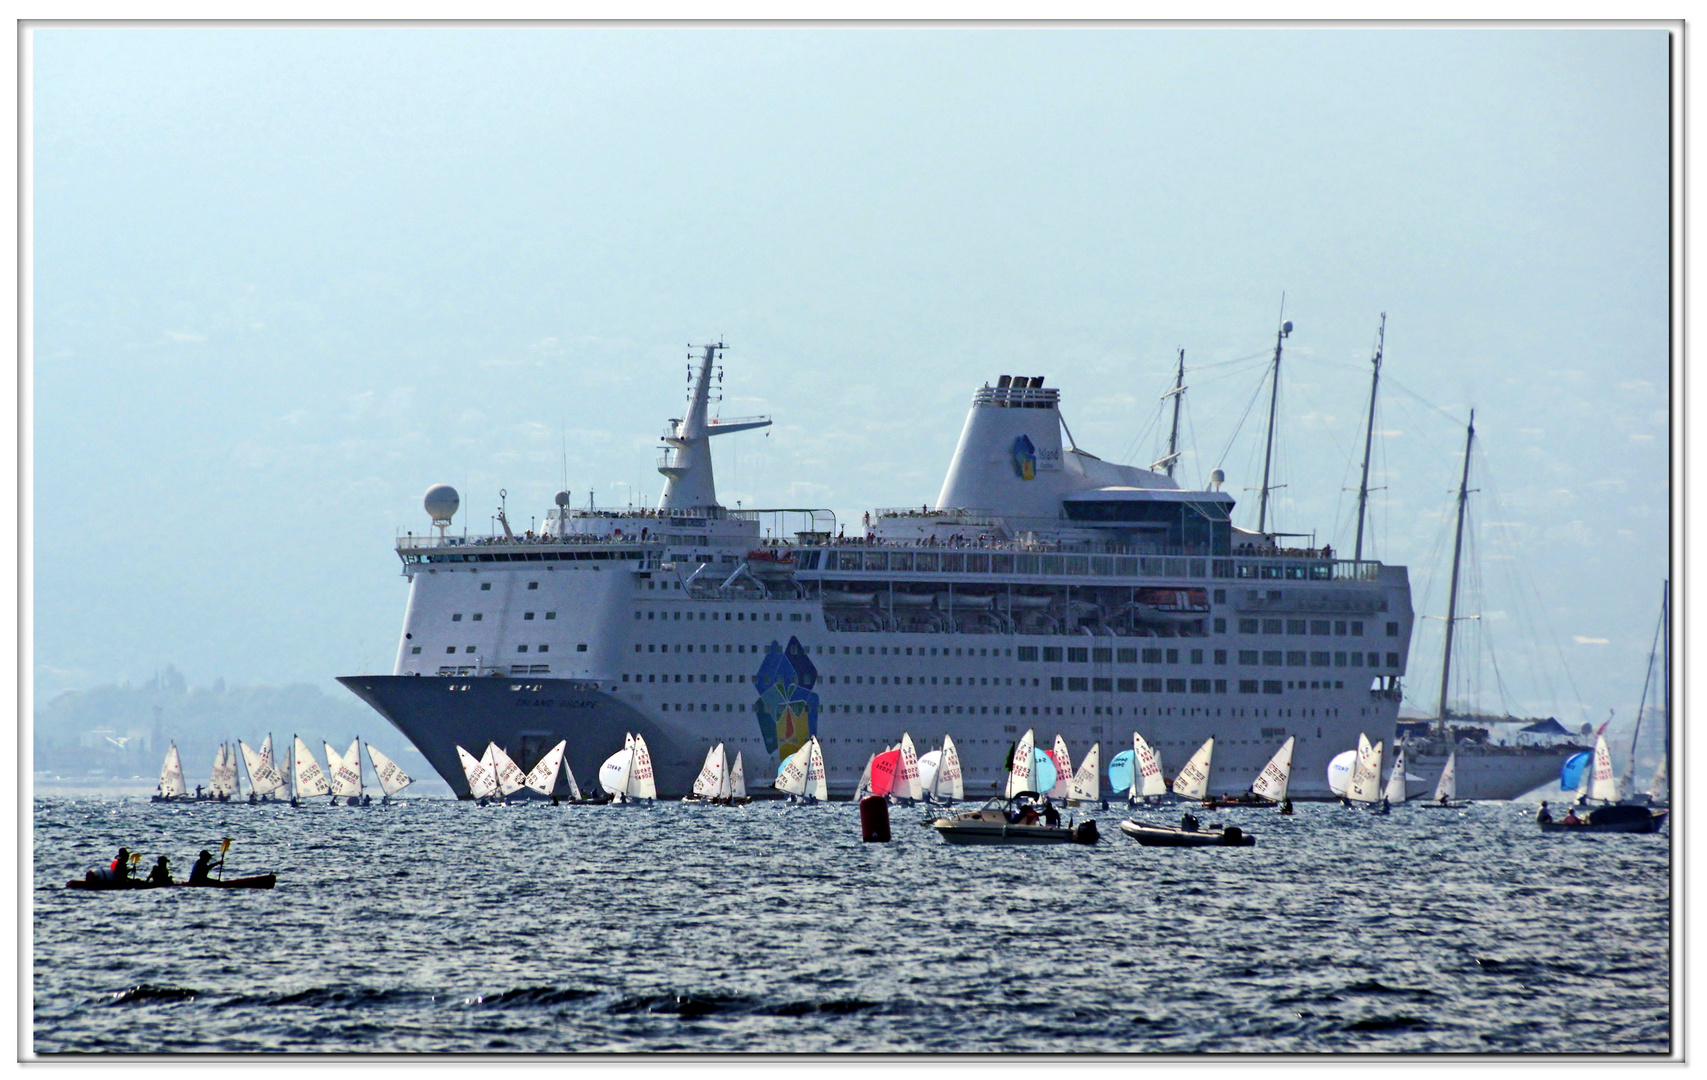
[1073,820,1099,845]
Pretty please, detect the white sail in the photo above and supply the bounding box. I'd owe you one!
[1048,735,1073,798]
[693,743,727,798]
[938,735,964,802]
[1647,757,1668,803]
[855,754,875,801]
[627,734,658,800]
[1135,733,1167,798]
[1251,737,1294,803]
[1006,729,1037,798]
[365,743,414,797]
[772,742,809,795]
[487,744,527,797]
[598,747,633,797]
[1327,749,1356,796]
[564,759,583,801]
[1383,746,1408,804]
[239,741,278,796]
[917,750,941,796]
[325,740,362,798]
[1349,738,1384,804]
[260,733,277,779]
[1068,743,1100,802]
[805,737,828,801]
[524,740,567,797]
[1432,750,1457,802]
[209,743,233,796]
[159,742,187,798]
[1171,738,1214,800]
[458,745,493,798]
[292,736,331,798]
[897,733,923,801]
[730,752,747,800]
[1590,734,1618,802]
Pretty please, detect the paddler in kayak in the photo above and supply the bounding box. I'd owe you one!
[146,856,172,886]
[106,847,133,883]
[188,850,214,885]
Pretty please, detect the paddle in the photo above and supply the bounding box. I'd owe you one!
[217,837,232,882]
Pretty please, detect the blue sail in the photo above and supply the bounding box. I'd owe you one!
[1108,749,1136,794]
[1559,750,1592,791]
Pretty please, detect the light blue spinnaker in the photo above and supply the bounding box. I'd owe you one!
[1108,749,1136,794]
[1559,750,1592,792]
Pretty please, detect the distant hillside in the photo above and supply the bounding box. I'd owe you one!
[32,666,438,789]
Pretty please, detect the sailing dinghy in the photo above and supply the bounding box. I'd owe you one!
[325,740,364,806]
[1418,750,1464,808]
[1171,738,1214,802]
[152,742,188,802]
[1067,744,1100,806]
[365,742,414,803]
[524,740,570,801]
[289,736,332,806]
[1538,734,1668,833]
[687,743,730,803]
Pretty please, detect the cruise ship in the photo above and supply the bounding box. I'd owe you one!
[340,343,1416,799]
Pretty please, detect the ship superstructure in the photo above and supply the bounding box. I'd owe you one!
[341,344,1415,799]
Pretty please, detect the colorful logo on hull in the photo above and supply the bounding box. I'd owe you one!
[1012,435,1037,480]
[753,636,819,761]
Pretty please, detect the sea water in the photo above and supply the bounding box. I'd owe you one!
[31,796,1670,1054]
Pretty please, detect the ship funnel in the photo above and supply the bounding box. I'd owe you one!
[656,343,771,513]
[935,377,1066,520]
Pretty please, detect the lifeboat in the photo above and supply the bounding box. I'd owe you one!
[745,549,797,580]
[1131,587,1211,623]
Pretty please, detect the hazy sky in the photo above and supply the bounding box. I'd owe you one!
[30,27,1672,736]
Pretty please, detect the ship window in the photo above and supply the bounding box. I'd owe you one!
[481,583,492,591]
[1190,679,1211,693]
[1334,652,1347,666]
[525,612,535,621]
[1286,651,1306,666]
[1311,652,1330,667]
[411,646,421,655]
[472,614,482,622]
[1263,680,1283,694]
[634,612,641,620]
[1386,652,1399,667]
[1142,677,1163,692]
[1286,619,1306,635]
[673,612,681,621]
[1352,621,1364,636]
[1050,677,1064,691]
[1352,653,1364,667]
[1240,680,1259,693]
[1312,620,1331,635]
[1263,650,1282,665]
[578,643,588,652]
[1067,648,1088,663]
[1042,647,1062,662]
[465,646,475,653]
[1017,646,1039,661]
[1166,649,1179,664]
[1118,678,1137,692]
[528,582,539,590]
[1190,649,1204,664]
[446,646,456,654]
[1092,677,1112,692]
[547,612,556,620]
[1240,618,1258,634]
[1386,622,1400,637]
[1213,589,1226,604]
[538,645,549,653]
[1369,652,1381,666]
[1214,649,1227,664]
[452,613,463,622]
[1262,618,1282,634]
[518,645,528,653]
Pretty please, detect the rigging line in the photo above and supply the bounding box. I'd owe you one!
[1213,363,1273,473]
[1184,349,1274,372]
[1381,374,1467,425]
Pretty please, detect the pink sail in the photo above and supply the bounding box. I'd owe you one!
[869,749,903,797]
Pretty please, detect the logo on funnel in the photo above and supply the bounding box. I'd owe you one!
[1012,435,1037,481]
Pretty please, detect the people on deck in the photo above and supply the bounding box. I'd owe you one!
[1042,799,1060,827]
[146,856,171,885]
[188,850,213,885]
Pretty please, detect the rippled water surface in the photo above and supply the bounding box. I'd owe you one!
[32,796,1671,1054]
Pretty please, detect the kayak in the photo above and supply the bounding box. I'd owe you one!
[66,873,277,891]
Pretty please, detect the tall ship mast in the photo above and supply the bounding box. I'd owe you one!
[340,337,1422,799]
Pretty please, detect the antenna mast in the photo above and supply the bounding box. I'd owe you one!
[1434,411,1475,740]
[1256,302,1292,535]
[1353,313,1386,562]
[1153,348,1186,477]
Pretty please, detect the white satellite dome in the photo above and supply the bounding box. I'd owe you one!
[1209,468,1226,490]
[424,484,460,526]
[555,490,571,508]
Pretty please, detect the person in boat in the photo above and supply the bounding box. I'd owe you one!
[247,790,257,804]
[1280,797,1294,815]
[1439,792,1451,806]
[146,856,172,886]
[1536,801,1552,825]
[1561,807,1582,826]
[107,847,132,883]
[1043,798,1061,828]
[1380,797,1391,813]
[1180,812,1200,832]
[188,850,213,885]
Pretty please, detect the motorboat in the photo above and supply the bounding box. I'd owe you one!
[1538,804,1668,834]
[930,794,1098,845]
[1119,813,1254,847]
